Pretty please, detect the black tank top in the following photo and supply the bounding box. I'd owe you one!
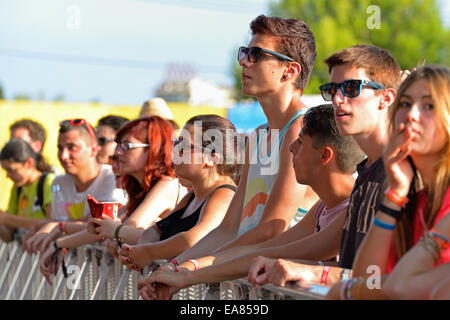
[157,184,237,241]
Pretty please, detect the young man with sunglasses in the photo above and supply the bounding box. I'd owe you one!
[22,119,124,257]
[95,115,129,165]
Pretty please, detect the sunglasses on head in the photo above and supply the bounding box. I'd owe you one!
[59,119,97,142]
[238,46,294,63]
[97,136,115,146]
[319,79,385,101]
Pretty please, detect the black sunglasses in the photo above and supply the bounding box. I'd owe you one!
[238,46,294,63]
[97,136,115,146]
[319,79,385,101]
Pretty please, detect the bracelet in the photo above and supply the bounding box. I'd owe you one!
[186,259,199,270]
[384,187,409,208]
[58,221,66,233]
[355,278,365,300]
[429,229,450,251]
[114,224,125,242]
[418,236,441,263]
[373,216,396,230]
[320,266,330,285]
[169,258,178,267]
[340,268,351,281]
[53,241,68,255]
[378,204,403,221]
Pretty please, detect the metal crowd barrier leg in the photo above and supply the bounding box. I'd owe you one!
[51,252,75,300]
[19,254,41,300]
[112,267,130,300]
[90,254,113,300]
[5,252,30,300]
[0,242,19,297]
[68,252,90,300]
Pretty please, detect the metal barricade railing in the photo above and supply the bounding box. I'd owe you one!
[0,239,326,300]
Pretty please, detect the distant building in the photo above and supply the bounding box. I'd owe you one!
[155,63,234,107]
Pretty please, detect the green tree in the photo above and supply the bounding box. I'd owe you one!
[231,0,449,98]
[0,83,4,100]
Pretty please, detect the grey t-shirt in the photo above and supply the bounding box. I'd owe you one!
[338,157,387,269]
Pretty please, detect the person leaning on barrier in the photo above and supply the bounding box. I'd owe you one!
[326,65,450,300]
[0,139,56,241]
[89,115,239,271]
[139,105,365,299]
[84,116,186,256]
[16,119,119,280]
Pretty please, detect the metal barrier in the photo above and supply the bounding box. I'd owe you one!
[0,240,326,300]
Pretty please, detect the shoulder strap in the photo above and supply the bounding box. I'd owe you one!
[36,172,49,213]
[17,186,23,202]
[214,184,237,192]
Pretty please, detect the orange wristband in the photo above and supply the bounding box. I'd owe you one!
[384,187,409,208]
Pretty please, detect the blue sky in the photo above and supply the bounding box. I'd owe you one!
[0,0,449,105]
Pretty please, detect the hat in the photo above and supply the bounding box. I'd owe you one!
[139,97,174,120]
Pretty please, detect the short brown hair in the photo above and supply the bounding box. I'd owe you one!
[324,44,401,89]
[10,119,47,147]
[250,15,316,91]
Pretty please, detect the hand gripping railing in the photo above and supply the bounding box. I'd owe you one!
[0,239,327,300]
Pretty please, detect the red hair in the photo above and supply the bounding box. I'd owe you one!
[115,116,175,216]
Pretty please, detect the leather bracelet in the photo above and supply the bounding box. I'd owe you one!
[378,204,403,220]
[114,224,125,242]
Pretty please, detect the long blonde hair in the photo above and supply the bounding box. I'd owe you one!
[389,65,450,258]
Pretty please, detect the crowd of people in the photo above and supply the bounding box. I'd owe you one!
[0,14,448,300]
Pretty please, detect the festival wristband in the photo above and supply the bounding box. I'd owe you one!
[169,258,179,267]
[378,204,403,221]
[384,187,409,208]
[373,216,396,230]
[320,266,330,285]
[58,221,66,233]
[186,259,199,270]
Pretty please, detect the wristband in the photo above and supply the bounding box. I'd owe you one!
[169,258,178,267]
[429,229,450,251]
[53,241,68,255]
[344,278,356,300]
[373,216,396,230]
[320,266,330,285]
[58,221,66,233]
[186,259,199,270]
[340,268,351,281]
[384,187,409,208]
[114,224,125,242]
[378,204,403,220]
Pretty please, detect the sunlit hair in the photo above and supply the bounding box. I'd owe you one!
[389,65,450,258]
[115,116,175,216]
[184,114,242,184]
[250,14,316,91]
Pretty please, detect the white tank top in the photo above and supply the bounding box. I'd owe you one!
[238,108,309,236]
